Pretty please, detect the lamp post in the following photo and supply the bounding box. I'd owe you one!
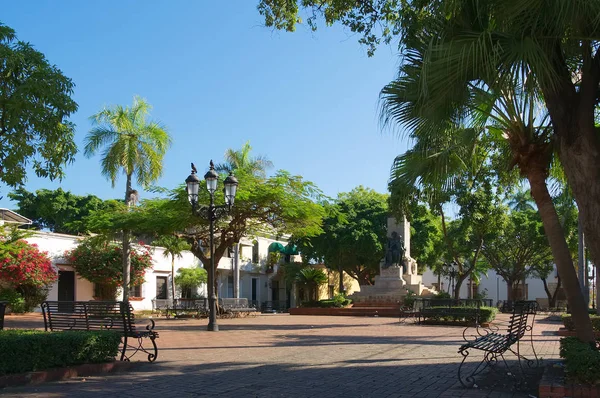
[186,160,238,332]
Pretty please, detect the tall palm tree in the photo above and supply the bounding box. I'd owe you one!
[85,95,172,300]
[380,17,595,342]
[215,141,273,177]
[154,235,190,303]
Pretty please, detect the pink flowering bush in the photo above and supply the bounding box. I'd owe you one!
[66,238,153,299]
[0,237,57,312]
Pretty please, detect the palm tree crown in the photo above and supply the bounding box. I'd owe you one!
[85,95,172,190]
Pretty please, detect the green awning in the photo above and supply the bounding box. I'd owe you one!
[284,243,298,255]
[268,242,286,253]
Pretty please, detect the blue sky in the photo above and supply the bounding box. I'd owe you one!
[0,1,409,208]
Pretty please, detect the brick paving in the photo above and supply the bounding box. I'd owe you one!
[1,312,563,397]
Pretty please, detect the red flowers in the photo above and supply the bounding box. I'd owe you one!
[0,240,57,287]
[65,239,153,289]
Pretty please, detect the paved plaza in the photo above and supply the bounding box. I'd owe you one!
[2,313,563,397]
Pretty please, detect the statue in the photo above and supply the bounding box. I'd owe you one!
[383,231,405,269]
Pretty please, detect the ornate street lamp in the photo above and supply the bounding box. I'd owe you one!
[186,160,238,331]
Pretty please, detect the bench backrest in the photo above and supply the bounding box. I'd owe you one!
[219,298,249,309]
[505,301,537,343]
[41,301,133,334]
[173,298,207,309]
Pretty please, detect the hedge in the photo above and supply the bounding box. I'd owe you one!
[301,297,352,308]
[421,306,497,324]
[562,314,600,332]
[560,337,600,384]
[0,330,121,375]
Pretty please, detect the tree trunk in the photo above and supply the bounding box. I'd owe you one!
[122,173,133,302]
[171,256,176,304]
[454,274,466,300]
[526,163,594,343]
[506,278,514,302]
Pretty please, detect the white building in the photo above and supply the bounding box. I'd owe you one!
[18,230,299,312]
[421,266,562,307]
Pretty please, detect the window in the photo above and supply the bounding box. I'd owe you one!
[129,284,142,298]
[328,285,335,299]
[94,283,115,300]
[156,276,168,299]
[227,275,234,297]
[252,241,259,264]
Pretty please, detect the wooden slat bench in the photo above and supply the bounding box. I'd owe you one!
[41,301,158,362]
[457,300,539,388]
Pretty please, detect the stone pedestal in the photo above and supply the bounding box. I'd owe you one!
[349,217,433,305]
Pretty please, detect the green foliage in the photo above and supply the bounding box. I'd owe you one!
[65,237,153,297]
[8,187,122,234]
[0,330,121,375]
[562,315,600,332]
[0,24,77,191]
[0,226,56,311]
[482,208,554,299]
[421,307,497,325]
[296,267,328,302]
[174,267,207,291]
[433,291,451,299]
[560,337,600,384]
[302,295,352,308]
[297,186,388,285]
[0,287,25,313]
[85,95,172,189]
[402,290,417,308]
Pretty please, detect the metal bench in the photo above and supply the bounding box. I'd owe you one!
[166,298,208,319]
[219,298,257,314]
[457,300,539,388]
[0,301,6,330]
[41,301,159,362]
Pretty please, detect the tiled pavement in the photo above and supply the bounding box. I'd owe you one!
[1,312,563,397]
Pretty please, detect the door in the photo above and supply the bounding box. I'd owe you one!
[251,278,258,301]
[58,271,75,301]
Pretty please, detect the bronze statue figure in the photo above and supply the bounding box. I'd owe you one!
[383,231,405,269]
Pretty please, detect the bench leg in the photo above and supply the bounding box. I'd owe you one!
[120,335,129,361]
[120,335,159,362]
[458,349,500,388]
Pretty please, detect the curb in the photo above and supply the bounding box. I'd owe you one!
[539,362,600,398]
[0,361,137,389]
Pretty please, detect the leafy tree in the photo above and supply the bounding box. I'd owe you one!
[404,202,444,274]
[154,235,190,303]
[174,267,207,299]
[482,209,554,301]
[0,226,57,311]
[8,187,121,234]
[0,24,77,196]
[259,0,600,343]
[84,145,324,306]
[65,237,153,300]
[295,267,328,302]
[84,96,171,300]
[298,186,388,286]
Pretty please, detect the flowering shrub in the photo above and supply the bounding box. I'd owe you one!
[65,238,153,298]
[0,240,57,287]
[0,234,57,312]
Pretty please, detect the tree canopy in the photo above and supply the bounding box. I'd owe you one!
[0,23,77,195]
[296,186,388,285]
[8,187,121,235]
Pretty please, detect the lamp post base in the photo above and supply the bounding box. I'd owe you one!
[207,323,219,332]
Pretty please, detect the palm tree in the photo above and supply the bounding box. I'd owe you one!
[295,267,328,302]
[154,235,190,304]
[379,13,595,342]
[85,96,172,300]
[215,141,273,177]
